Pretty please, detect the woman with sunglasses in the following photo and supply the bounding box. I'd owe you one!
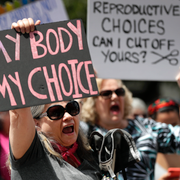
[8,19,103,180]
[81,78,180,180]
[9,100,103,180]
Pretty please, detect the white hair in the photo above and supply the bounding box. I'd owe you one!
[132,97,147,113]
[31,105,45,119]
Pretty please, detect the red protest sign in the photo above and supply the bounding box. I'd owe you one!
[0,19,98,111]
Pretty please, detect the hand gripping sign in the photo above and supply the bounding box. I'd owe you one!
[0,19,98,111]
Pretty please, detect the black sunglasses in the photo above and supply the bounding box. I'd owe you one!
[38,101,80,120]
[99,87,125,99]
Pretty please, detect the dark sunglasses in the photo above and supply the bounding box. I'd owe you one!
[99,87,125,99]
[38,101,80,120]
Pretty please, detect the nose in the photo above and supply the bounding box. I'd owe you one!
[111,91,118,100]
[62,112,73,121]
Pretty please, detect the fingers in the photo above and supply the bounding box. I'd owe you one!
[11,18,41,34]
[18,19,28,34]
[27,18,35,33]
[11,22,20,32]
[35,20,41,26]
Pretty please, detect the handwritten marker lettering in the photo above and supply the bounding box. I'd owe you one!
[0,19,98,110]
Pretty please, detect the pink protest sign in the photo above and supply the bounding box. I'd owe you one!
[0,19,98,111]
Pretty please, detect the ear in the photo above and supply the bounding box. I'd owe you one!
[34,119,41,131]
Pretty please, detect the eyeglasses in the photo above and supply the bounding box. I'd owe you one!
[99,88,125,99]
[38,101,80,120]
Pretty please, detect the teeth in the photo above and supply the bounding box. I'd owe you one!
[65,125,73,128]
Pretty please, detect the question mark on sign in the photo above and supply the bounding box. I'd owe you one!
[140,51,147,63]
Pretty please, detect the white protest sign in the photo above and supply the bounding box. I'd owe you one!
[0,0,68,31]
[87,0,180,81]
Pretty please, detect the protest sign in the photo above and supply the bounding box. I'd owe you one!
[0,0,68,31]
[87,0,180,81]
[0,19,98,111]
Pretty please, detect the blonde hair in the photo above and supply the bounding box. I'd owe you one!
[81,78,133,125]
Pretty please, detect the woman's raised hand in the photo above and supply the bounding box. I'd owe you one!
[11,18,41,34]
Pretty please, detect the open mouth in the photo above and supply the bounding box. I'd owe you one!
[110,104,120,114]
[62,125,74,134]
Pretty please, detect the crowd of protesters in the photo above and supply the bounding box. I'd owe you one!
[0,17,180,180]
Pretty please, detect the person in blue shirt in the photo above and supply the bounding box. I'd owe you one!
[80,78,180,180]
[148,98,180,180]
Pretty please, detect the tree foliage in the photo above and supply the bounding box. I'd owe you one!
[62,0,87,32]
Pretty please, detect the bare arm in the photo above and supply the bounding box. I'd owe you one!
[9,18,41,159]
[9,108,36,159]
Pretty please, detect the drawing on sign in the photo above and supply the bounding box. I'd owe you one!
[151,50,179,65]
